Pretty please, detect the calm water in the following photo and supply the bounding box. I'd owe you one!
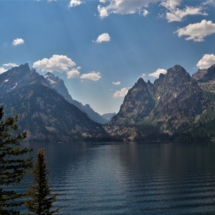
[17,142,215,214]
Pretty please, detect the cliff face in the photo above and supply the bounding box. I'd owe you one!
[110,78,155,125]
[192,64,215,93]
[108,65,213,136]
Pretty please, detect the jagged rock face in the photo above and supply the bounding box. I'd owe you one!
[192,65,215,93]
[109,65,208,134]
[110,78,155,125]
[44,72,108,124]
[154,65,204,131]
[0,64,50,96]
[192,64,215,82]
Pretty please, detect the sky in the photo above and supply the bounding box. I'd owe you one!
[0,0,215,114]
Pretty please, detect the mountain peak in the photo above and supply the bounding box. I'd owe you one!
[135,77,146,87]
[17,63,29,68]
[193,64,215,83]
[168,65,187,74]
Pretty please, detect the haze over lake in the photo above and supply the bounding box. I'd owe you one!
[18,141,215,214]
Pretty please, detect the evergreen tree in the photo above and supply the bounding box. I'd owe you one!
[0,106,33,215]
[25,148,59,215]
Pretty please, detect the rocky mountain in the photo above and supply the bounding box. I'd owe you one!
[0,63,50,95]
[44,72,108,124]
[2,63,215,142]
[0,64,108,142]
[192,64,215,93]
[107,65,215,140]
[102,113,116,121]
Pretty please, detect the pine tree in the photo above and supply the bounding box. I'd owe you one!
[25,148,59,215]
[0,106,33,215]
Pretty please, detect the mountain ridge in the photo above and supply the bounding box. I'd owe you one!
[44,72,108,124]
[1,63,215,142]
[0,64,109,142]
[107,64,215,140]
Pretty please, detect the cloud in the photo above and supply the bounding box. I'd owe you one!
[67,68,80,78]
[80,72,101,81]
[12,38,24,46]
[94,33,110,43]
[0,67,6,74]
[175,20,215,42]
[48,0,57,2]
[197,54,215,69]
[33,55,76,72]
[68,0,83,7]
[3,63,18,67]
[203,0,215,6]
[143,9,149,16]
[160,0,181,11]
[140,73,146,78]
[149,68,167,78]
[165,6,207,22]
[98,5,109,18]
[98,0,160,18]
[112,81,121,85]
[113,87,128,98]
[160,0,207,22]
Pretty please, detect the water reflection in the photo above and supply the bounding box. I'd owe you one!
[19,141,215,214]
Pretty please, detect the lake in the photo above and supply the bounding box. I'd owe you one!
[18,141,215,214]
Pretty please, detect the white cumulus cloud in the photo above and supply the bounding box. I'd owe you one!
[143,9,149,16]
[80,72,101,81]
[149,68,167,78]
[113,87,128,98]
[165,6,207,22]
[161,0,207,22]
[160,0,181,11]
[0,67,6,74]
[175,20,215,42]
[67,68,80,78]
[68,0,83,7]
[94,33,110,43]
[3,63,18,67]
[33,55,76,73]
[197,54,215,69]
[112,81,121,85]
[12,38,24,46]
[98,0,160,18]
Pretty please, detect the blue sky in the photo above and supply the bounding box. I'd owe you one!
[0,0,215,114]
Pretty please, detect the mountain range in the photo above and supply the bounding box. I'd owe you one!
[105,64,215,141]
[0,64,108,142]
[1,63,215,142]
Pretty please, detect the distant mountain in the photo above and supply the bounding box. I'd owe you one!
[44,72,108,124]
[106,65,215,141]
[0,64,108,142]
[102,113,116,121]
[192,64,215,93]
